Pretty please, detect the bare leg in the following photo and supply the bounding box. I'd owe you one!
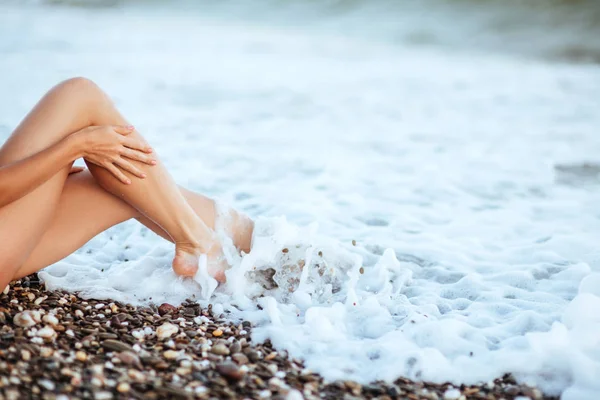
[0,77,253,290]
[0,78,99,290]
[14,172,253,280]
[79,78,228,279]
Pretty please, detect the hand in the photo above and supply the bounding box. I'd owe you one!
[72,125,156,184]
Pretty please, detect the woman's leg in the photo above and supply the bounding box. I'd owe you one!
[77,77,237,278]
[13,171,253,280]
[0,78,102,290]
[0,77,253,290]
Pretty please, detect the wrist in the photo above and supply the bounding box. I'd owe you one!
[63,132,85,160]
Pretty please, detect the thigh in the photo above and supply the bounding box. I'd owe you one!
[13,171,140,279]
[0,78,99,277]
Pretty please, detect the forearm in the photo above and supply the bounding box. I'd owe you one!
[0,135,82,208]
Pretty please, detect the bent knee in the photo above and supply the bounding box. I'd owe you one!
[59,76,100,93]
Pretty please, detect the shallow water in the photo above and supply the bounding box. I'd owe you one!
[1,2,600,399]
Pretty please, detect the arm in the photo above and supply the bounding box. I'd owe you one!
[0,125,155,209]
[0,136,81,208]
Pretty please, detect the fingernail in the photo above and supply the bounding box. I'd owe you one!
[127,125,135,130]
[141,173,147,178]
[151,160,157,165]
[126,179,131,184]
[147,147,153,153]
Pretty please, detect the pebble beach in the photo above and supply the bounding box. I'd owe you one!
[1,275,555,400]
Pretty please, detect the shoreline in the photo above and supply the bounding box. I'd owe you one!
[0,275,557,400]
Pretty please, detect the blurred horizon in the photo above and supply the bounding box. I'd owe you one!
[2,0,600,64]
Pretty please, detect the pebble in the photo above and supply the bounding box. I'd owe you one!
[73,351,87,362]
[164,350,180,360]
[21,349,31,361]
[230,341,242,354]
[158,303,178,316]
[117,382,131,393]
[216,361,244,382]
[117,351,142,369]
[36,326,57,341]
[211,343,230,356]
[212,328,223,337]
[42,314,59,326]
[128,369,146,383]
[38,379,55,391]
[102,339,133,353]
[156,322,179,339]
[444,388,462,400]
[13,310,41,327]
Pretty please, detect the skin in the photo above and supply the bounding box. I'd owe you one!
[0,77,254,291]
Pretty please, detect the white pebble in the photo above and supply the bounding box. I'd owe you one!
[2,285,9,295]
[34,296,48,305]
[36,326,57,340]
[285,389,303,400]
[444,388,462,400]
[38,379,55,391]
[13,310,41,327]
[42,314,59,326]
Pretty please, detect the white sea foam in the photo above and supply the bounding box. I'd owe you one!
[2,2,600,399]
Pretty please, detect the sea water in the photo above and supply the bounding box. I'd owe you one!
[1,2,600,399]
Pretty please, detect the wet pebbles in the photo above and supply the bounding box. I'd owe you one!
[1,275,557,400]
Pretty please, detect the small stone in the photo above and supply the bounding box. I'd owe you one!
[230,341,242,354]
[216,361,244,381]
[34,295,48,305]
[158,303,178,316]
[265,352,277,361]
[117,382,130,393]
[211,343,230,356]
[13,310,41,327]
[36,326,57,341]
[102,339,134,353]
[21,350,31,361]
[2,285,9,295]
[42,314,59,326]
[352,239,357,246]
[38,379,55,391]
[359,267,365,274]
[212,328,223,337]
[163,350,180,360]
[117,351,142,369]
[232,353,249,365]
[74,310,84,318]
[75,351,87,362]
[156,322,179,340]
[128,369,146,383]
[444,388,462,400]
[40,347,54,357]
[94,391,112,400]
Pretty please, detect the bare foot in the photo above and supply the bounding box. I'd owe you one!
[172,244,201,278]
[172,241,228,283]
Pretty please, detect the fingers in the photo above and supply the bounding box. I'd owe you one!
[122,137,153,153]
[113,157,147,179]
[105,164,131,185]
[112,125,136,136]
[121,148,157,165]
